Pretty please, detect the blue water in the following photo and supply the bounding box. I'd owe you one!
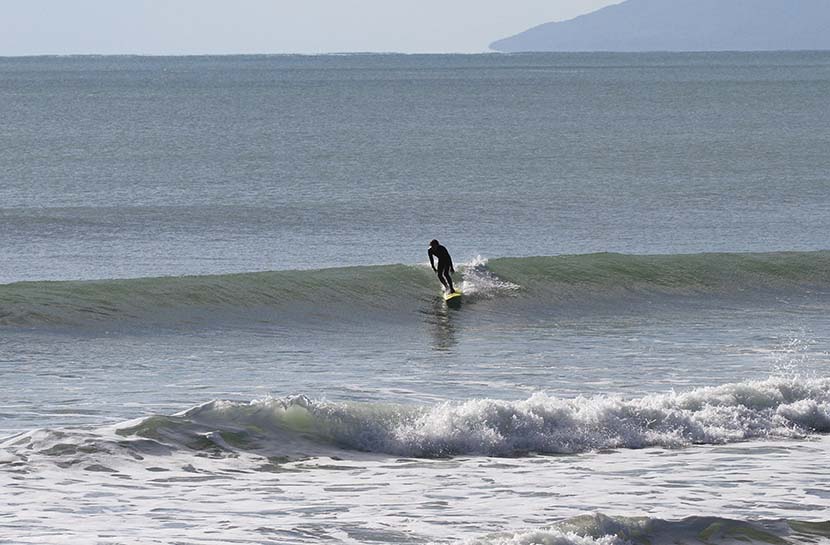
[1,53,830,545]
[2,52,829,281]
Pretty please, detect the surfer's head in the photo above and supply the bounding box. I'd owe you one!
[429,239,439,249]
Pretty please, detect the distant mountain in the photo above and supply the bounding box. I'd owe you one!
[491,0,830,52]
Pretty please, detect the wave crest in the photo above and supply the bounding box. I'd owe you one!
[4,378,830,467]
[141,377,830,458]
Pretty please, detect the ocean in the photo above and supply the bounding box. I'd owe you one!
[1,52,830,544]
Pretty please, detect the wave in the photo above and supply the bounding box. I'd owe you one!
[0,263,437,329]
[2,251,829,329]
[486,250,830,298]
[458,514,830,545]
[4,377,829,463]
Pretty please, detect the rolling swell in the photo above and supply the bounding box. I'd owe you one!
[486,250,830,299]
[0,264,434,329]
[1,251,829,328]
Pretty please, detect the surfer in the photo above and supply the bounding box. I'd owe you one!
[428,239,456,293]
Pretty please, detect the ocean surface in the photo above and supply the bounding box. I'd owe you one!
[2,52,830,545]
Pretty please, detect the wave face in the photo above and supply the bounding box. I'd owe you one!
[6,377,828,463]
[2,251,829,329]
[0,263,435,329]
[485,251,830,299]
[461,514,830,545]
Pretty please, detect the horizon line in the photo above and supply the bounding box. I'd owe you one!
[3,48,830,60]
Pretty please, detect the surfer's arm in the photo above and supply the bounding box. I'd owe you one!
[448,255,455,273]
[428,249,436,271]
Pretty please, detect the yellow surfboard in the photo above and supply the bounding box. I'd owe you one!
[443,289,462,301]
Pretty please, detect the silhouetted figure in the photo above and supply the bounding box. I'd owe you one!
[428,239,455,293]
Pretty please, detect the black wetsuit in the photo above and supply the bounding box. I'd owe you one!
[428,244,455,293]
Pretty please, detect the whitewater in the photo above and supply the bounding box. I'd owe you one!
[4,380,830,544]
[3,52,830,544]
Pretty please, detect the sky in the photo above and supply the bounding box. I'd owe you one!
[0,0,619,55]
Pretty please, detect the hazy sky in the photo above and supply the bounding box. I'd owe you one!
[0,0,619,55]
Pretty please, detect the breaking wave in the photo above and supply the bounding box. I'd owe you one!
[456,513,830,545]
[4,377,829,464]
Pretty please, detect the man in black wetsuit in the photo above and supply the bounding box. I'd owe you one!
[428,239,456,294]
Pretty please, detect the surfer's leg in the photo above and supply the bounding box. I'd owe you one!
[436,269,449,291]
[445,275,455,293]
[442,266,455,293]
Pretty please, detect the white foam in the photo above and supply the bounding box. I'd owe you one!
[381,377,830,455]
[455,528,625,545]
[460,256,521,297]
[4,425,830,544]
[161,377,830,458]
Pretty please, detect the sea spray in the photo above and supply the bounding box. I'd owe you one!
[459,255,522,298]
